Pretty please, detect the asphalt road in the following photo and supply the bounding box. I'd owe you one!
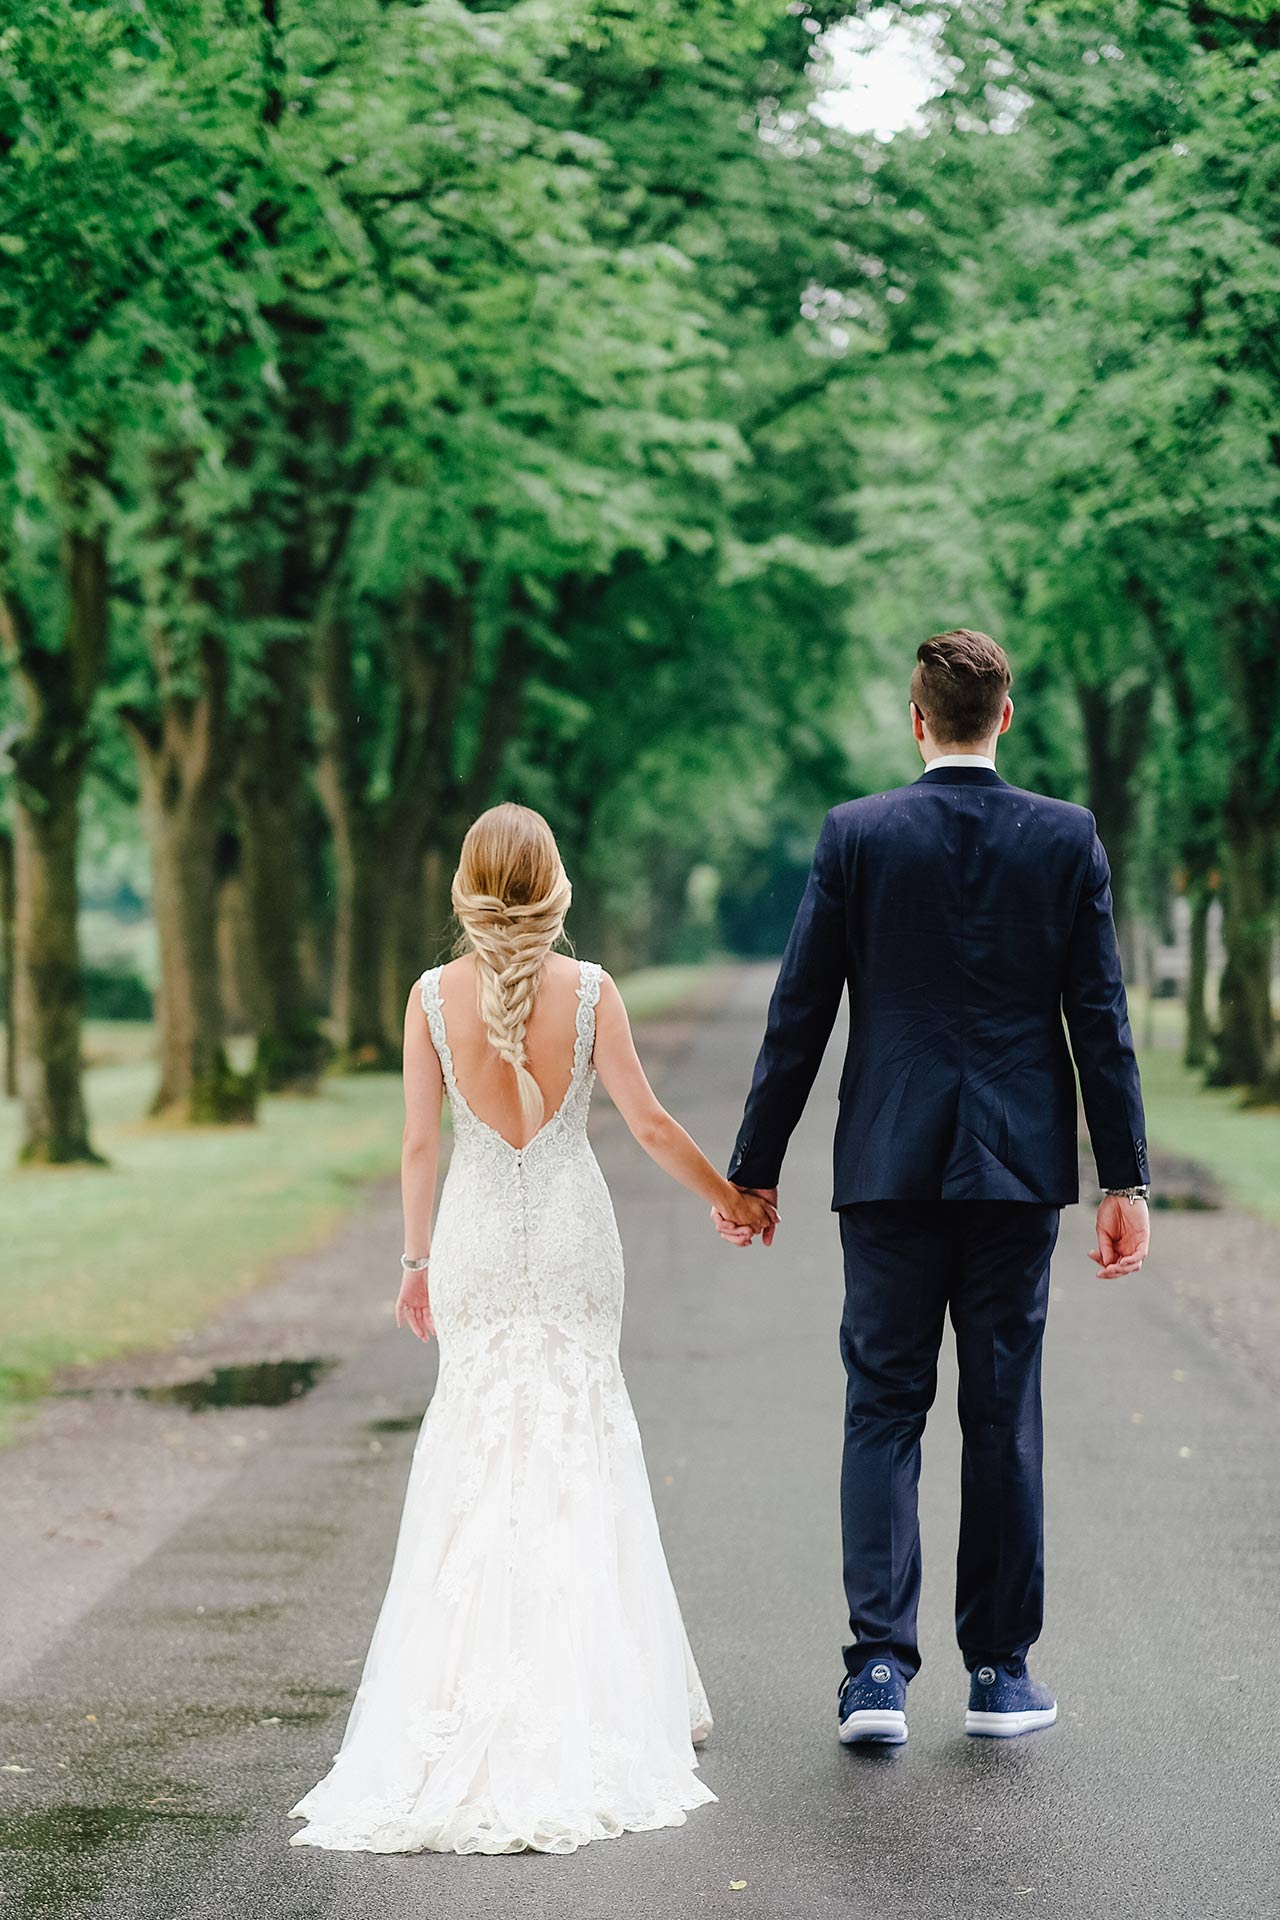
[2,967,1278,1920]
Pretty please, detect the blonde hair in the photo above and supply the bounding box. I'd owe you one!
[450,803,572,1124]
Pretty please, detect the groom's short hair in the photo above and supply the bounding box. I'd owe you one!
[911,630,1012,744]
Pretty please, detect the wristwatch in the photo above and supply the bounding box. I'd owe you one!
[1104,1185,1150,1202]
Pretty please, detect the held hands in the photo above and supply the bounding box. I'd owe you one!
[710,1184,780,1248]
[1090,1194,1150,1278]
[395,1266,436,1344]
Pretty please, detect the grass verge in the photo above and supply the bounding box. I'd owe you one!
[1129,990,1279,1226]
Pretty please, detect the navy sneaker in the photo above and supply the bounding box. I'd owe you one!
[964,1661,1058,1737]
[838,1659,908,1746]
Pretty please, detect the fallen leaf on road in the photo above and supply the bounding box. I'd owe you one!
[1178,1446,1192,1458]
[1,1764,29,1773]
[260,1716,281,1725]
[729,1881,747,1891]
[84,1714,97,1724]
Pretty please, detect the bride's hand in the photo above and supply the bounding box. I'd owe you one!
[711,1183,780,1246]
[395,1269,436,1344]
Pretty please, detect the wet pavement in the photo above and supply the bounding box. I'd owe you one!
[1,968,1277,1920]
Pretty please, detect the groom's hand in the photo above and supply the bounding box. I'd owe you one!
[711,1185,780,1248]
[1089,1193,1150,1278]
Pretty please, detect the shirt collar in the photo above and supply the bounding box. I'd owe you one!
[922,752,998,772]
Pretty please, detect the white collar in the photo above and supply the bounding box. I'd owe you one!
[923,753,997,772]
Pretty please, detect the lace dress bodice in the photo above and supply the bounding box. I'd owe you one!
[289,955,713,1857]
[420,958,624,1355]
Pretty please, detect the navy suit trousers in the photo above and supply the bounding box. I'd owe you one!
[838,1199,1061,1680]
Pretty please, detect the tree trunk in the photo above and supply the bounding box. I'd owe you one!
[236,630,331,1090]
[0,513,109,1164]
[132,701,257,1121]
[1076,675,1153,962]
[10,761,101,1161]
[378,821,431,1049]
[311,600,397,1064]
[422,844,454,968]
[1183,880,1213,1072]
[0,826,15,1100]
[214,834,257,1038]
[329,811,392,1064]
[125,453,257,1123]
[1210,605,1280,1093]
[1210,795,1277,1090]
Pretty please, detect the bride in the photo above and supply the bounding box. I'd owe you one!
[289,802,775,1856]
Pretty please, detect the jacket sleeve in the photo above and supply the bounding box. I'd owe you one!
[1061,822,1149,1191]
[727,808,847,1189]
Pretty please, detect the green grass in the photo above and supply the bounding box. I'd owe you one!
[611,963,721,1022]
[1129,990,1280,1225]
[0,965,711,1441]
[0,1061,404,1440]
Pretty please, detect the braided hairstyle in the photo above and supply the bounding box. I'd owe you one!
[450,803,573,1124]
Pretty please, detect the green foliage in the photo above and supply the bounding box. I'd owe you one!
[840,0,1280,1081]
[1,0,878,1128]
[5,0,1273,1139]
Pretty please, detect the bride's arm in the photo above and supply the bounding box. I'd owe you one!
[398,985,445,1341]
[593,973,777,1239]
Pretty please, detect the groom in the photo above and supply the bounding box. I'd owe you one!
[714,630,1150,1744]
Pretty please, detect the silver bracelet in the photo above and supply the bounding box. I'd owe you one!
[1104,1186,1150,1202]
[400,1253,430,1271]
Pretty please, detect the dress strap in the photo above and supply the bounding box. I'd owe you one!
[418,966,456,1091]
[573,959,603,1077]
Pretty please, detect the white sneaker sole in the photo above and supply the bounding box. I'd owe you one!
[839,1709,908,1746]
[965,1704,1058,1738]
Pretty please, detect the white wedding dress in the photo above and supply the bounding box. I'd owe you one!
[289,958,714,1855]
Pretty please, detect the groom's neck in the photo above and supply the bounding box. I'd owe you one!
[923,740,999,762]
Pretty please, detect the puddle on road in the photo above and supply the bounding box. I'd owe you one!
[134,1357,335,1409]
[54,1356,336,1410]
[366,1412,423,1434]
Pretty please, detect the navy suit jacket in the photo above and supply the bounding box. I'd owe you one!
[728,766,1149,1208]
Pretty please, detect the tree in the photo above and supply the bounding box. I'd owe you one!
[842,0,1280,1084]
[0,456,108,1160]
